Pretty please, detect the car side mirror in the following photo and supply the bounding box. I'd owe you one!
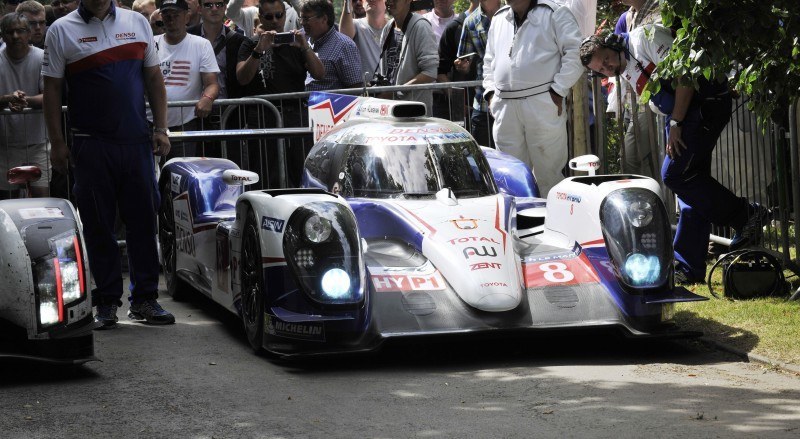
[569,155,601,176]
[223,169,260,186]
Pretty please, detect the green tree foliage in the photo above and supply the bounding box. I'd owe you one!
[651,0,799,127]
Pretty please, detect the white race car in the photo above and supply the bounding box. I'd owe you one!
[0,167,95,364]
[157,92,705,357]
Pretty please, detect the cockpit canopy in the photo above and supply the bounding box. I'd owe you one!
[303,121,497,199]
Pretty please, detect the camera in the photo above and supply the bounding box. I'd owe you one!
[409,0,433,11]
[369,73,392,87]
[273,32,295,45]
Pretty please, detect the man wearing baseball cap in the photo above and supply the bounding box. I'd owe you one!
[149,0,219,160]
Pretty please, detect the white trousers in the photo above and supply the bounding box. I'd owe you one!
[490,93,568,196]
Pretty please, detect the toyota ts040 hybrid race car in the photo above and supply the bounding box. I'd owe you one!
[0,166,95,364]
[158,92,706,357]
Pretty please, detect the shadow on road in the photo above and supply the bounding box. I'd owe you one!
[279,331,741,374]
[675,309,759,354]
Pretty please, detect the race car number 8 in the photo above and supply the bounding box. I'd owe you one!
[539,262,575,283]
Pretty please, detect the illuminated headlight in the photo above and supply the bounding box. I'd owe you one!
[32,232,86,328]
[623,253,661,286]
[304,215,332,243]
[600,188,671,290]
[321,268,351,298]
[34,260,61,326]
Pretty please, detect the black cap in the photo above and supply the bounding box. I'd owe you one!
[159,0,189,12]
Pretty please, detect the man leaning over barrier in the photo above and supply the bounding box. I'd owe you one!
[580,26,770,285]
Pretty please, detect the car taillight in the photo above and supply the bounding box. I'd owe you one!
[33,232,86,328]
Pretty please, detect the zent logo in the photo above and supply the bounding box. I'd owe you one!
[78,36,97,43]
[470,262,502,271]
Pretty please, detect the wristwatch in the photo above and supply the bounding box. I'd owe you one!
[153,127,169,135]
[669,119,683,128]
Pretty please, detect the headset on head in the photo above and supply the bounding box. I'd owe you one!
[580,33,629,78]
[581,32,626,53]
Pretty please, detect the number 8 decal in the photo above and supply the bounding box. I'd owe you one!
[540,262,575,283]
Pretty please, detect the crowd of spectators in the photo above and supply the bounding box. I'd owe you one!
[3,0,517,200]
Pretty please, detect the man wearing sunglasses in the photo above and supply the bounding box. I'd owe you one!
[188,0,247,99]
[227,0,299,38]
[14,0,46,48]
[236,0,323,186]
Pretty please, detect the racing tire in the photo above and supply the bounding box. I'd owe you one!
[241,207,266,353]
[158,177,191,301]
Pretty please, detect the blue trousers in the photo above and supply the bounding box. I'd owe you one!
[661,94,747,280]
[71,136,161,306]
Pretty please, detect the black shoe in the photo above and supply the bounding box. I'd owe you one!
[730,203,769,250]
[674,269,703,285]
[128,299,176,325]
[94,304,119,329]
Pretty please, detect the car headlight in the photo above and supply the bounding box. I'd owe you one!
[283,202,364,305]
[33,232,87,328]
[304,214,332,243]
[600,189,671,289]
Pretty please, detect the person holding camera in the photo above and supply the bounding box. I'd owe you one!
[236,0,323,186]
[378,0,438,114]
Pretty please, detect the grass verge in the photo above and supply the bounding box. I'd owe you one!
[675,264,800,367]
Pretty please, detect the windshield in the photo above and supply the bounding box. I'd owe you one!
[340,140,496,199]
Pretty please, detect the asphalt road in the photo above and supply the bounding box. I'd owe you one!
[2,286,800,439]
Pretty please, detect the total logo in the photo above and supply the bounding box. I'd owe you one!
[230,175,251,182]
[447,236,499,245]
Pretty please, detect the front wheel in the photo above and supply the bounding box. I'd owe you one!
[240,207,266,353]
[158,177,191,301]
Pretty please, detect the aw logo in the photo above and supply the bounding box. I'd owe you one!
[261,216,285,233]
[463,246,497,259]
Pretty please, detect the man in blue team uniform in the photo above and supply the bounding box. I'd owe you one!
[42,0,175,327]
